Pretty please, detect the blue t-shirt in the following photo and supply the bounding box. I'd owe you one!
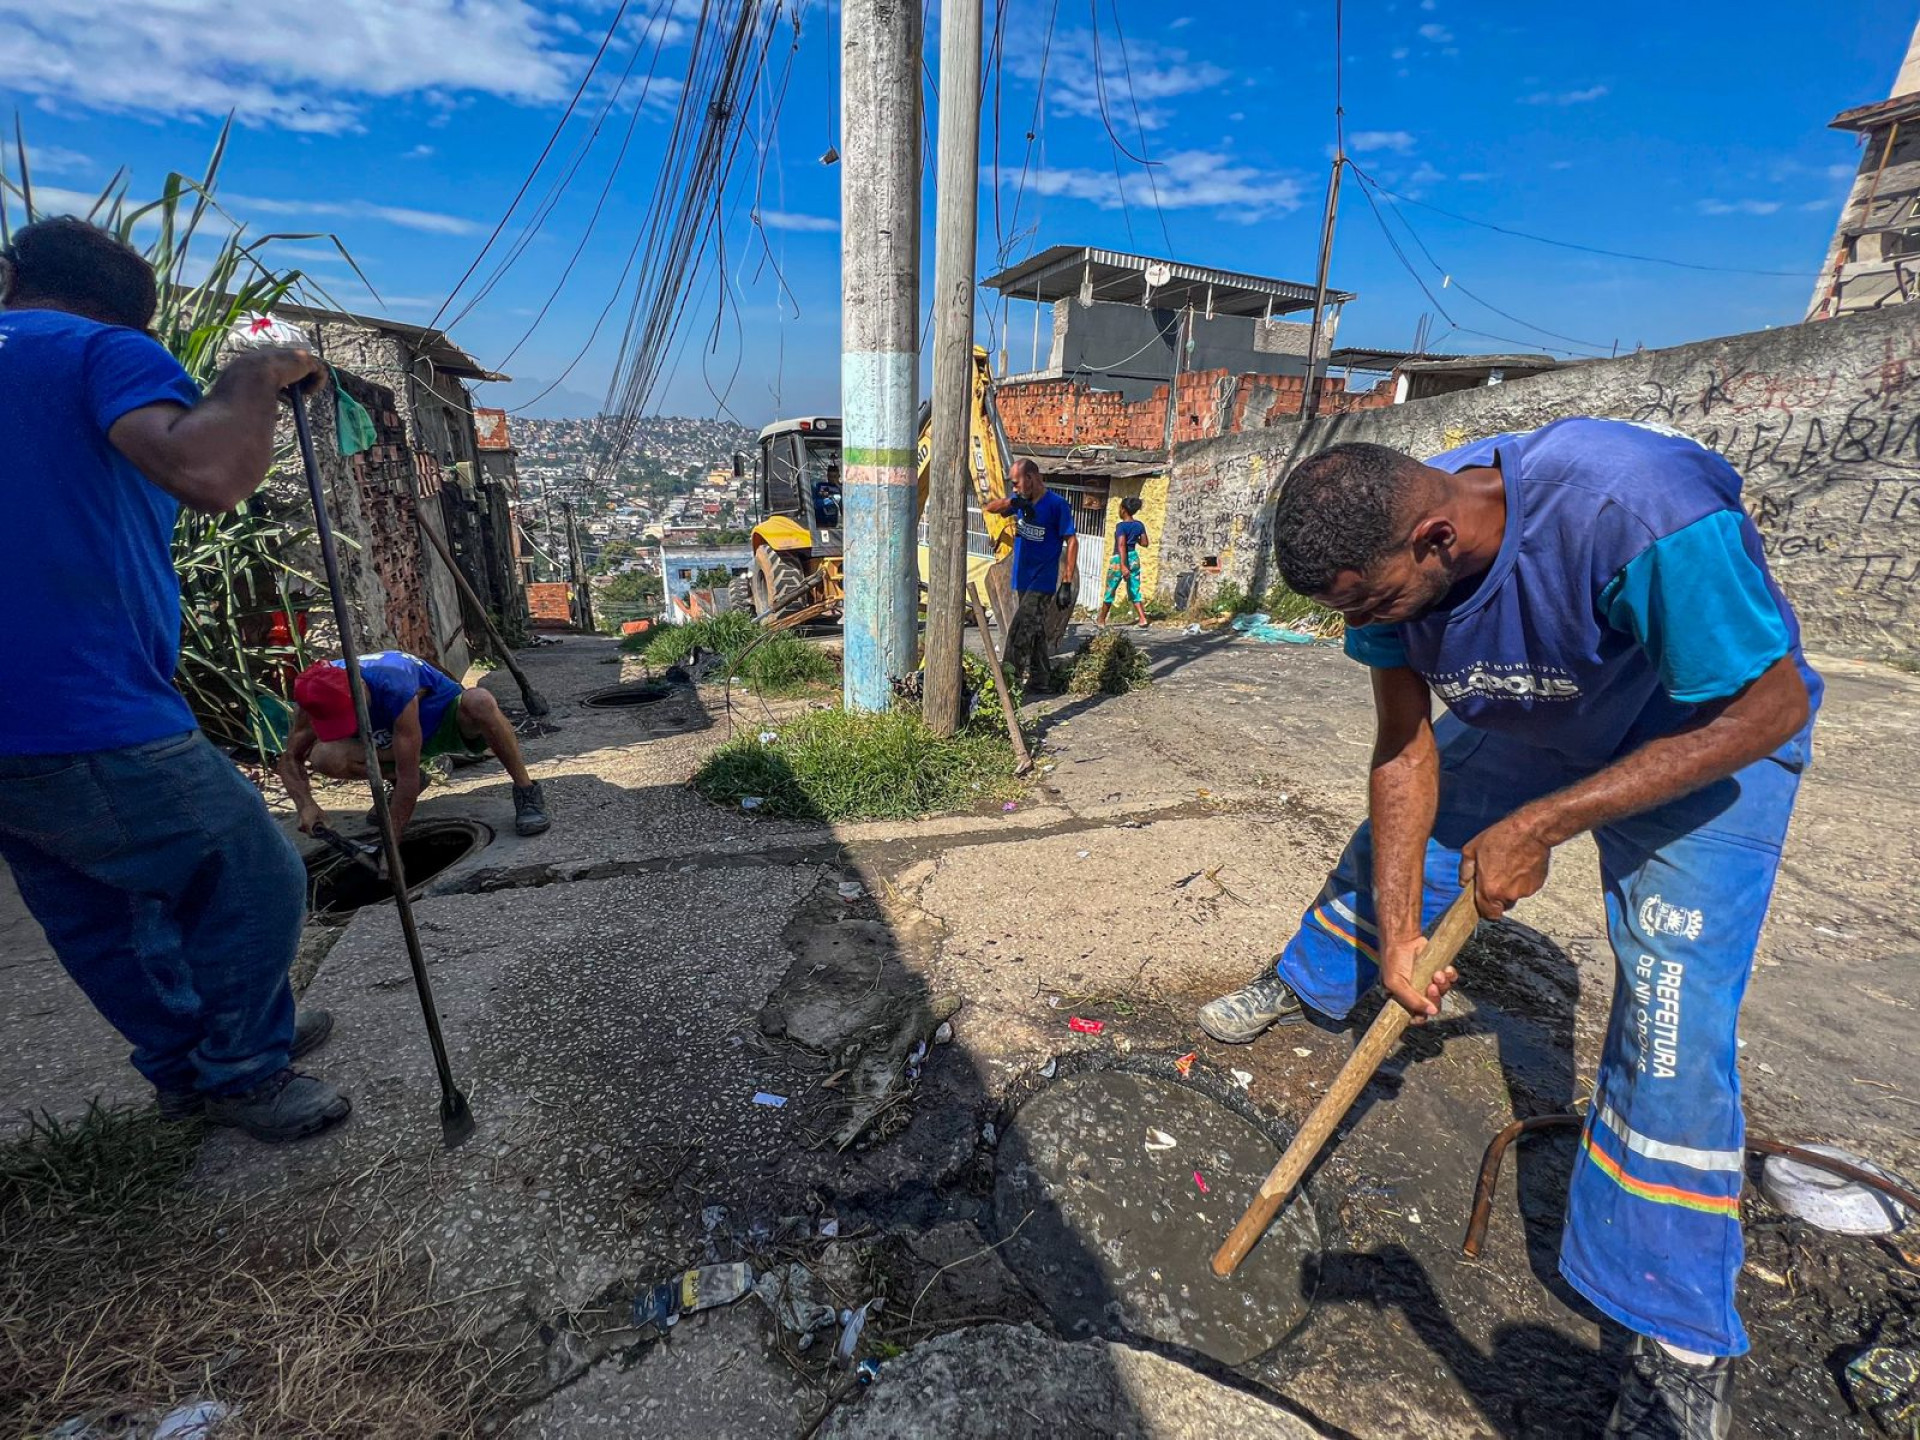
[1113,518,1147,557]
[333,652,464,747]
[1342,418,1821,770]
[1010,488,1076,593]
[0,309,201,754]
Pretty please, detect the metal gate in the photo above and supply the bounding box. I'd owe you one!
[1055,481,1110,606]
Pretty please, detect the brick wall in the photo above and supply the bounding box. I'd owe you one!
[527,582,574,627]
[998,368,1386,452]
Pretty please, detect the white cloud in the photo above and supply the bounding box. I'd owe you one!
[1826,161,1858,181]
[1,139,93,178]
[1455,170,1497,182]
[1404,161,1447,194]
[1418,23,1453,42]
[1009,30,1227,132]
[1549,159,1576,171]
[1420,0,1438,8]
[1168,15,1194,28]
[1697,198,1783,216]
[1009,149,1304,222]
[1349,130,1416,154]
[1390,46,1410,60]
[407,145,436,160]
[755,210,838,233]
[227,193,483,234]
[1800,198,1836,212]
[0,0,589,132]
[1521,84,1609,105]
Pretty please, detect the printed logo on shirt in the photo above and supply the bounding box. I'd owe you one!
[1427,662,1581,703]
[1638,894,1704,942]
[1017,519,1047,542]
[371,728,393,750]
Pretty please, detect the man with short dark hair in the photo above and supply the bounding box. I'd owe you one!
[1196,421,1820,1438]
[0,216,350,1142]
[985,458,1078,694]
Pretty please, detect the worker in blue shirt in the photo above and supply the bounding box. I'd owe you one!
[985,458,1078,695]
[1197,421,1820,1440]
[0,217,349,1143]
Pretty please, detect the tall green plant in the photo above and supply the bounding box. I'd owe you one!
[2,118,368,758]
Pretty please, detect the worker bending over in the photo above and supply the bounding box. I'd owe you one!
[280,652,551,839]
[1197,420,1818,1440]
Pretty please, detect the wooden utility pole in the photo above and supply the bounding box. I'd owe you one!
[840,0,923,711]
[923,0,984,736]
[563,499,595,633]
[1299,155,1343,422]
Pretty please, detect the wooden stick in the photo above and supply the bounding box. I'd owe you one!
[1211,890,1481,1278]
[416,518,550,717]
[968,581,1032,776]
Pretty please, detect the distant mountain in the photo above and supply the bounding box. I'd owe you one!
[473,378,607,421]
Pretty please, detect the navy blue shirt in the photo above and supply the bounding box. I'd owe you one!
[1113,518,1147,557]
[0,309,201,754]
[1010,488,1076,594]
[1344,418,1821,770]
[333,652,464,747]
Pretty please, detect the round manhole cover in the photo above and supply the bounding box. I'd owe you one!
[993,1070,1321,1365]
[581,682,674,708]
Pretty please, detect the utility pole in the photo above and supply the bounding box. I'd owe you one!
[923,0,984,736]
[1299,155,1343,422]
[840,0,923,711]
[563,499,595,633]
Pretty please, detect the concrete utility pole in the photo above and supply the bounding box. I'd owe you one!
[563,498,595,633]
[923,0,984,736]
[1299,154,1343,422]
[841,0,924,711]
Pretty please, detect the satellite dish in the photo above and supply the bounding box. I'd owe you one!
[1144,262,1172,289]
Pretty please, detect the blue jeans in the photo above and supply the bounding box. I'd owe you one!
[0,730,306,1096]
[1277,714,1813,1356]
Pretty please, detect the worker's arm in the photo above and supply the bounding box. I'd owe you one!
[1367,665,1453,1020]
[384,697,427,836]
[276,709,329,834]
[107,346,323,513]
[1060,533,1079,585]
[983,493,1022,516]
[1462,655,1809,918]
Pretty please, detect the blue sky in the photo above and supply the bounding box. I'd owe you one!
[5,0,1915,419]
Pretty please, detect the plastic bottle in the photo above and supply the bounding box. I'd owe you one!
[632,1261,756,1329]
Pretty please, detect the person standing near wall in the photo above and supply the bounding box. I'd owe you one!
[0,217,351,1143]
[985,458,1078,695]
[1097,495,1151,628]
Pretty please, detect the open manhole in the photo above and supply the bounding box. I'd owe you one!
[304,819,493,915]
[992,1070,1323,1366]
[581,681,674,708]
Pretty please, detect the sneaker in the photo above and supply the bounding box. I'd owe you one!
[513,780,551,836]
[204,1069,351,1143]
[1196,968,1306,1043]
[155,1009,337,1122]
[1604,1336,1734,1440]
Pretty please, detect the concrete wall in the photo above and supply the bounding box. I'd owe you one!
[1043,301,1325,401]
[1158,304,1920,659]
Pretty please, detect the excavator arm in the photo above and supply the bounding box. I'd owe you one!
[915,346,1018,560]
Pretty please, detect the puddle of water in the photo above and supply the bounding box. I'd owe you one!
[305,820,492,914]
[993,1070,1322,1366]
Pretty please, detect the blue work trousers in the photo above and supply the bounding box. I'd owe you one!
[0,730,305,1097]
[1276,716,1811,1356]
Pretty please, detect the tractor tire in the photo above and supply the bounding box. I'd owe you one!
[762,549,809,619]
[727,572,754,616]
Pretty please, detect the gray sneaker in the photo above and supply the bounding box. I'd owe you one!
[204,1069,351,1142]
[1196,968,1305,1043]
[1604,1336,1733,1440]
[156,1009,336,1122]
[513,781,551,836]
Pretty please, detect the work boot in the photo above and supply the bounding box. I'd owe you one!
[1196,968,1305,1043]
[156,1009,337,1122]
[203,1069,352,1143]
[513,781,551,836]
[1604,1336,1734,1440]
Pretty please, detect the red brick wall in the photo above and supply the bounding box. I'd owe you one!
[527,582,573,626]
[997,369,1376,451]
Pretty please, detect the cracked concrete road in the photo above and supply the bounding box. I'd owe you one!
[4,626,1916,1439]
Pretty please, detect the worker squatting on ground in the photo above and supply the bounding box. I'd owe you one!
[985,458,1079,695]
[1197,420,1819,1439]
[1096,494,1151,629]
[279,653,552,839]
[0,218,351,1143]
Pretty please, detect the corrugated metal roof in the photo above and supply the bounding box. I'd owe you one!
[273,301,510,382]
[981,244,1352,316]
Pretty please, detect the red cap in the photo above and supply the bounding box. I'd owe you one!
[293,662,357,742]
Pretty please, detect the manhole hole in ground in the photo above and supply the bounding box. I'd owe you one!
[581,682,674,708]
[993,1070,1323,1366]
[304,819,493,915]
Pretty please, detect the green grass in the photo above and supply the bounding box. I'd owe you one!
[639,611,839,696]
[737,633,839,696]
[695,705,1022,821]
[1208,579,1255,617]
[0,1103,201,1230]
[1258,579,1345,637]
[1067,631,1151,695]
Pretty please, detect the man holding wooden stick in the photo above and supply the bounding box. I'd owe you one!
[1196,421,1818,1440]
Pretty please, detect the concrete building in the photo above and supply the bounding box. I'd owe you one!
[659,543,753,624]
[1807,17,1920,320]
[983,245,1352,404]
